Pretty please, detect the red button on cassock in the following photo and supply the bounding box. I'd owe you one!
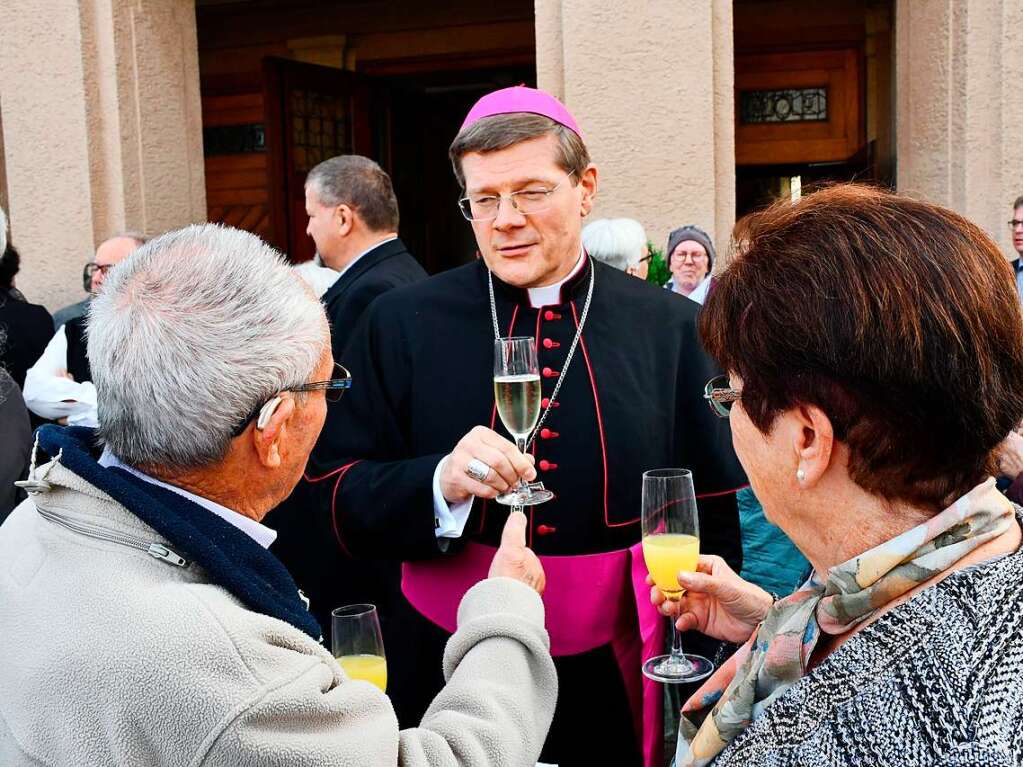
[536,524,557,536]
[540,428,559,439]
[542,367,559,378]
[540,397,560,409]
[542,338,561,349]
[544,310,562,321]
[539,460,558,471]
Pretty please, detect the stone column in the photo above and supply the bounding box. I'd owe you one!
[0,0,205,310]
[896,0,1023,259]
[535,0,735,263]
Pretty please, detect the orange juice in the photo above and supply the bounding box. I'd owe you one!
[337,654,387,692]
[643,533,699,600]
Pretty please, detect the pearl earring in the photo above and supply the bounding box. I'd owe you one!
[796,468,806,483]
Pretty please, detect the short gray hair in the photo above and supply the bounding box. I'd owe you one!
[305,155,399,232]
[449,113,591,191]
[582,218,648,271]
[88,224,329,471]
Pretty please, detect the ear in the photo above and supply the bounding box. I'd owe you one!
[578,164,598,217]
[334,204,355,237]
[250,395,297,469]
[791,404,835,488]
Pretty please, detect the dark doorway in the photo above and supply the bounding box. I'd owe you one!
[735,142,875,219]
[378,67,535,274]
[259,59,534,273]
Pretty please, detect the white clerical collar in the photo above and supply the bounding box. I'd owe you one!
[335,236,398,280]
[526,249,586,308]
[98,447,277,548]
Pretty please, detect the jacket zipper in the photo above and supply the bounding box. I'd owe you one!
[36,506,189,567]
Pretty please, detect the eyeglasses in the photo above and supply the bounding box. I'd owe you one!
[674,251,708,264]
[458,172,574,221]
[83,262,115,280]
[704,374,741,418]
[231,362,352,436]
[639,253,654,263]
[291,362,352,402]
[1009,219,1023,229]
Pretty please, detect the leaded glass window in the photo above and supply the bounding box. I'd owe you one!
[290,90,350,173]
[740,88,827,124]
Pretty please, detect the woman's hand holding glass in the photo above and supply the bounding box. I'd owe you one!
[648,554,775,645]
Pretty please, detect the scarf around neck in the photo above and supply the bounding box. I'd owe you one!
[35,425,322,642]
[676,478,1015,767]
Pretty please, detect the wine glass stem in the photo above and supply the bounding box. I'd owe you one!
[669,604,692,671]
[515,436,529,491]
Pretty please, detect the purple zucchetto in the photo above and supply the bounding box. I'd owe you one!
[459,85,583,139]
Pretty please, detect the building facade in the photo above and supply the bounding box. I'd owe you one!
[2,0,1021,310]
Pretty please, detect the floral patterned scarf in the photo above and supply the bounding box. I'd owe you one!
[676,478,1015,767]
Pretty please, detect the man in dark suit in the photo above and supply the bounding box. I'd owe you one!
[302,155,427,359]
[266,155,426,649]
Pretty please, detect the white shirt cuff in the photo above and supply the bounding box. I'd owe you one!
[433,455,473,539]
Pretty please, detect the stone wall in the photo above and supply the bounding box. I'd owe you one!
[0,0,205,310]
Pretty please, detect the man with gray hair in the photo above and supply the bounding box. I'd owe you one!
[581,217,651,279]
[0,224,556,766]
[304,155,426,359]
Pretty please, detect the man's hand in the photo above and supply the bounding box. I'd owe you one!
[488,511,545,594]
[440,425,536,504]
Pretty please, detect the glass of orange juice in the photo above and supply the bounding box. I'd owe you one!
[641,468,713,684]
[332,604,387,692]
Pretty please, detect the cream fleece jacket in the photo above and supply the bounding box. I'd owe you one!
[0,461,557,766]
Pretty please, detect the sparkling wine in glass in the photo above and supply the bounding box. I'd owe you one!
[332,604,387,692]
[641,468,713,683]
[493,337,553,506]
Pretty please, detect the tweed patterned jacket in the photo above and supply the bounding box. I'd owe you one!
[708,517,1023,767]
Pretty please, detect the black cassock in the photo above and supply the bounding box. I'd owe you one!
[305,256,746,767]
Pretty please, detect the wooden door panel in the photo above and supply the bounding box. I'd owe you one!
[262,58,376,262]
[735,48,863,166]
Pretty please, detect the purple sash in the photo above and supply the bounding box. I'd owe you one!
[403,541,664,767]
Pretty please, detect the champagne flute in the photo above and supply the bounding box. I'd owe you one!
[332,604,387,692]
[493,337,553,506]
[641,468,713,683]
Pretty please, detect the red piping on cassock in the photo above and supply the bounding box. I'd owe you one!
[304,460,363,557]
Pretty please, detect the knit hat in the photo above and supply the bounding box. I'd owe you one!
[665,225,715,271]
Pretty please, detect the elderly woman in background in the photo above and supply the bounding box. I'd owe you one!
[581,217,650,279]
[0,224,556,766]
[653,185,1023,766]
[664,225,714,303]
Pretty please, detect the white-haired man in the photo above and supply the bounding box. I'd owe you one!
[0,224,555,766]
[23,233,144,426]
[581,217,651,279]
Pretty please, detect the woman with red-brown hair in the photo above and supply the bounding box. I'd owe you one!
[653,184,1023,766]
